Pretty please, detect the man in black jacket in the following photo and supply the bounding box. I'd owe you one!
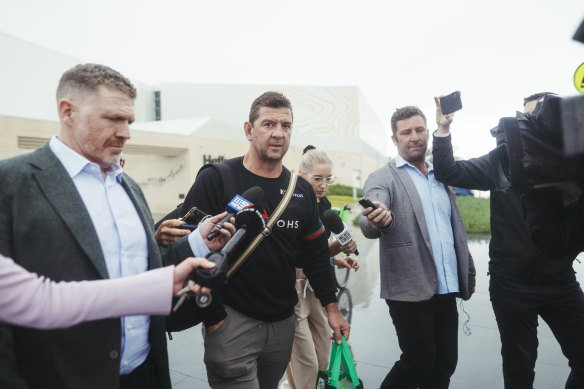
[431,93,584,389]
[181,91,349,388]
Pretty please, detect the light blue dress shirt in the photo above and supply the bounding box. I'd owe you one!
[395,154,459,294]
[50,137,151,374]
[49,136,210,373]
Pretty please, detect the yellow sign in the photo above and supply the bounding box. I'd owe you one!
[575,62,584,93]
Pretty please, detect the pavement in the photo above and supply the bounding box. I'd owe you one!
[166,207,584,388]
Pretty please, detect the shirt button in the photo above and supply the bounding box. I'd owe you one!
[109,350,119,359]
[123,361,129,366]
[127,325,132,330]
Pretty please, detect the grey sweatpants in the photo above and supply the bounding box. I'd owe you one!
[203,305,296,389]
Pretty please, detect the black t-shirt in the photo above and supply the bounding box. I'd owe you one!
[181,157,336,323]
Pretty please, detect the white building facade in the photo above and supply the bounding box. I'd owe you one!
[0,32,390,217]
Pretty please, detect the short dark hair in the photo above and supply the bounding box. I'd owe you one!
[249,91,293,125]
[523,92,553,106]
[390,106,427,135]
[56,63,137,101]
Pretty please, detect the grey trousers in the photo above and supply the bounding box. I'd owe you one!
[203,305,296,389]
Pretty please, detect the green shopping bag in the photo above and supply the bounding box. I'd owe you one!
[316,336,363,389]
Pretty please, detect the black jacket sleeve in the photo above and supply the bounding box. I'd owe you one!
[299,232,337,306]
[432,133,507,191]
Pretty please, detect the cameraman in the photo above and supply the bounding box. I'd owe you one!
[432,93,584,389]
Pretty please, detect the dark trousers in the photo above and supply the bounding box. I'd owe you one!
[490,276,584,389]
[119,354,159,389]
[381,294,459,389]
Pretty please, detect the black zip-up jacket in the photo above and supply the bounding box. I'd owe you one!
[432,134,577,283]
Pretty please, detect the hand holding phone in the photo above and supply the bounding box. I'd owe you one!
[439,91,463,115]
[359,197,378,210]
[154,218,191,247]
[180,207,209,223]
[360,197,393,231]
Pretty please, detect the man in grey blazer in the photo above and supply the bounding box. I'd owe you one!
[0,64,232,389]
[360,106,475,389]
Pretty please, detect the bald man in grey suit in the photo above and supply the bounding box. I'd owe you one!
[360,105,475,389]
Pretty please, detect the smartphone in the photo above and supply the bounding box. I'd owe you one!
[359,197,378,210]
[178,224,197,231]
[440,91,463,115]
[180,206,209,224]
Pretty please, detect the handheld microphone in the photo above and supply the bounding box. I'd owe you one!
[321,209,359,256]
[193,207,266,307]
[207,186,264,241]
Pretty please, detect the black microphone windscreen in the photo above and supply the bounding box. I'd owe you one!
[241,186,264,204]
[321,209,344,234]
[234,208,266,236]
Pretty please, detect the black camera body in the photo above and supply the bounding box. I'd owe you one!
[562,95,584,156]
[493,94,584,194]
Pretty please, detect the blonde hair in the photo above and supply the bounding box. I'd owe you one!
[299,148,333,174]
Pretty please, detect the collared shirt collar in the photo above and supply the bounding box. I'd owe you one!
[49,136,123,182]
[394,153,434,174]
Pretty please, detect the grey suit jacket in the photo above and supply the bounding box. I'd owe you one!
[0,144,193,389]
[359,161,476,302]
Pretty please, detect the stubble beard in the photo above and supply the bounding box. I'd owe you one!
[262,144,288,162]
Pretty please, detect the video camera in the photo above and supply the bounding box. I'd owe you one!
[491,93,584,195]
[488,18,584,194]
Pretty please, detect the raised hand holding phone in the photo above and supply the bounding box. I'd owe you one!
[439,91,462,115]
[435,91,461,134]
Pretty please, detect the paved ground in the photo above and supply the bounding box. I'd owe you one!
[166,207,584,388]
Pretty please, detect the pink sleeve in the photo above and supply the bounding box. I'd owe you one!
[0,254,173,329]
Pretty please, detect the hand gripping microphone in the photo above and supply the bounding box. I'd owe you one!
[207,186,264,241]
[321,209,360,256]
[193,207,266,307]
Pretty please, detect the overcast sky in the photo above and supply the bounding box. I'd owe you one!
[1,0,583,158]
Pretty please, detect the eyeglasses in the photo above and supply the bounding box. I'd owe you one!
[306,174,336,185]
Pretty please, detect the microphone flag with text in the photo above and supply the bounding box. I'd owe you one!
[207,186,264,240]
[193,207,266,307]
[321,209,359,256]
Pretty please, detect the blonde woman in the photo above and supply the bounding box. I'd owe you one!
[281,146,359,389]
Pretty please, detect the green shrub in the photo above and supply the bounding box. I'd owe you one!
[325,193,491,233]
[327,195,355,209]
[455,196,490,234]
[326,184,363,197]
